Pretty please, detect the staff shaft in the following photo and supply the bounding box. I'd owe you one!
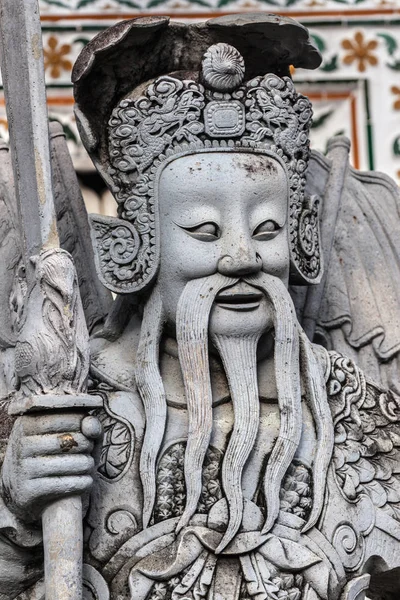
[0,2,84,599]
[0,0,58,280]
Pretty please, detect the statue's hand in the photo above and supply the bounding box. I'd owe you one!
[1,410,102,523]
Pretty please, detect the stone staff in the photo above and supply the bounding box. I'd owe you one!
[0,1,102,598]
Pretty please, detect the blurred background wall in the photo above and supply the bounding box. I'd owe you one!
[1,0,399,213]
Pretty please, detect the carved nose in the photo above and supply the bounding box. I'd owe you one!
[218,251,262,277]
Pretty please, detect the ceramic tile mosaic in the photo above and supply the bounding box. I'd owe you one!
[36,0,400,14]
[1,4,400,189]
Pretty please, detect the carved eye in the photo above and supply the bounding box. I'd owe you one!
[253,220,281,241]
[181,222,220,241]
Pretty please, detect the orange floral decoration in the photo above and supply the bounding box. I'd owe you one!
[43,36,72,79]
[341,31,378,73]
[391,86,400,110]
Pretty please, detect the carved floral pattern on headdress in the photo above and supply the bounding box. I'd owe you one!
[91,44,320,293]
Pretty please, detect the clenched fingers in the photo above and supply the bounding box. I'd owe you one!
[27,476,94,503]
[24,455,95,478]
[20,413,87,436]
[21,432,94,458]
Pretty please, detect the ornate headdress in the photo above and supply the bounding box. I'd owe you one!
[73,14,323,294]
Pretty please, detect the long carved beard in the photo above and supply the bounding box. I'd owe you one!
[247,273,303,535]
[135,285,166,528]
[247,273,333,536]
[175,271,304,548]
[299,328,334,532]
[136,273,333,542]
[211,332,262,552]
[209,272,302,550]
[175,274,237,534]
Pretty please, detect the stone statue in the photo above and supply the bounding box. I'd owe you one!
[0,10,400,600]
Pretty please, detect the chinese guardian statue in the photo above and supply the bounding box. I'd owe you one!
[0,12,399,600]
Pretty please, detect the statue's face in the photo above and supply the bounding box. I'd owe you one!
[157,152,290,336]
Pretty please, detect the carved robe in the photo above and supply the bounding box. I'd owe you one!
[0,312,400,600]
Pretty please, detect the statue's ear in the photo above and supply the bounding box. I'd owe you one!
[289,194,323,285]
[89,214,157,294]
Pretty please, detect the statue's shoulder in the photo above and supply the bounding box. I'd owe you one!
[90,312,142,392]
[326,349,400,519]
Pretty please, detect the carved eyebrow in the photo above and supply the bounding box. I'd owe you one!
[253,215,286,228]
[173,214,219,227]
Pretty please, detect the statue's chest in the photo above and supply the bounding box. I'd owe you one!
[152,401,313,525]
[87,395,322,600]
[158,400,315,507]
[151,439,313,525]
[161,401,281,465]
[147,434,314,600]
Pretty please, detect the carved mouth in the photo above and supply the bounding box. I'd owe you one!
[215,282,263,311]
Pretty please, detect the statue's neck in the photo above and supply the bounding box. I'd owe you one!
[162,329,274,361]
[160,334,278,407]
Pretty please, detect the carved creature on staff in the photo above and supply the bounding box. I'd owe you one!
[14,249,89,396]
[0,7,400,600]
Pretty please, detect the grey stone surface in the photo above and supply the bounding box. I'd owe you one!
[0,2,102,598]
[0,9,399,600]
